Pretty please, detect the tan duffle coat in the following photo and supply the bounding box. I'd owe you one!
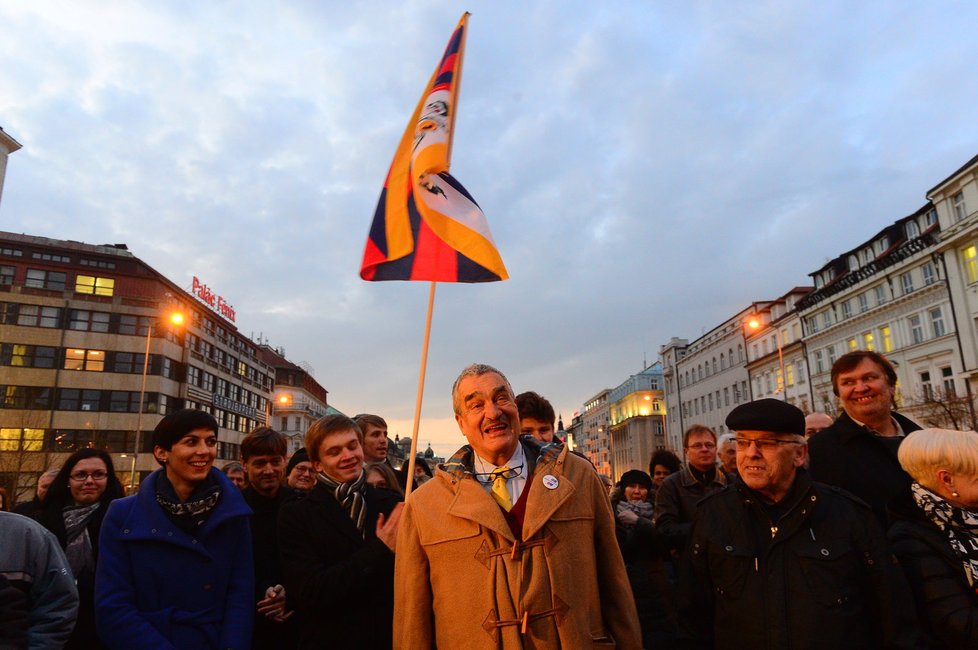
[394,439,642,649]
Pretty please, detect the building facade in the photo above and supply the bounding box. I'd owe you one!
[258,345,334,455]
[745,287,815,411]
[797,206,959,424]
[580,388,612,478]
[608,362,666,480]
[0,231,275,503]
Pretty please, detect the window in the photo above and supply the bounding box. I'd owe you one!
[922,262,936,286]
[862,332,875,351]
[841,301,852,319]
[118,314,151,336]
[930,307,946,337]
[111,352,148,374]
[807,317,819,334]
[920,371,933,400]
[814,349,824,373]
[826,345,836,365]
[786,364,795,386]
[952,191,967,221]
[926,209,938,226]
[723,387,730,406]
[0,428,44,452]
[69,309,110,332]
[858,294,869,313]
[881,325,893,352]
[109,391,141,413]
[765,374,773,393]
[30,252,69,263]
[24,269,66,291]
[16,305,60,328]
[74,275,115,296]
[0,247,23,257]
[57,389,102,411]
[187,365,200,387]
[963,245,978,284]
[1,386,51,409]
[901,272,914,295]
[64,349,105,372]
[906,220,920,238]
[847,337,858,351]
[910,315,924,344]
[822,311,832,328]
[2,344,56,368]
[874,284,887,304]
[0,265,13,285]
[942,367,955,396]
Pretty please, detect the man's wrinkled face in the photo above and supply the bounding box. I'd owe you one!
[362,425,388,463]
[455,372,520,466]
[684,431,717,472]
[520,417,554,443]
[836,358,895,424]
[287,461,316,491]
[735,430,806,503]
[804,413,833,438]
[719,441,737,473]
[37,472,56,500]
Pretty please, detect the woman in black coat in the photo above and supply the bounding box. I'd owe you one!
[36,448,124,649]
[889,428,978,650]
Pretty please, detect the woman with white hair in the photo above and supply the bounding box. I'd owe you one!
[888,428,978,649]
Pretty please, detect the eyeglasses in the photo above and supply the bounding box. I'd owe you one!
[291,466,316,475]
[69,470,109,482]
[734,438,802,452]
[471,464,525,481]
[686,443,716,451]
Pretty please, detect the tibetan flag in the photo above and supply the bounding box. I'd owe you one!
[360,13,508,283]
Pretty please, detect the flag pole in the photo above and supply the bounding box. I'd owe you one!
[403,281,437,500]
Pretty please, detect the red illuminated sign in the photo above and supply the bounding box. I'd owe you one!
[191,276,236,323]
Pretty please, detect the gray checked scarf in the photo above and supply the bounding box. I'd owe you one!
[616,500,655,529]
[912,481,978,584]
[317,470,367,538]
[63,502,100,577]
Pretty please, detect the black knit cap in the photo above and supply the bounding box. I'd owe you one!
[725,398,805,436]
[286,447,309,475]
[152,408,219,451]
[618,469,653,490]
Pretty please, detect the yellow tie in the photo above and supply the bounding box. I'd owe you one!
[490,467,513,511]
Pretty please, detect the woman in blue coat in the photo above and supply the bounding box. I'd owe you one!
[95,409,254,650]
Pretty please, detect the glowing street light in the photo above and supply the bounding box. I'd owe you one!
[747,314,787,402]
[129,310,184,490]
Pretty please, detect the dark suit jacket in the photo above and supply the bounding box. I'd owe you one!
[278,481,401,650]
[808,410,921,529]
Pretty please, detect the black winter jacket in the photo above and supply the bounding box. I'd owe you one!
[808,410,921,529]
[889,502,978,649]
[278,482,401,650]
[678,470,919,650]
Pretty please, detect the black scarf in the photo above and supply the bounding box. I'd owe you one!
[912,482,978,584]
[155,471,222,535]
[317,470,367,538]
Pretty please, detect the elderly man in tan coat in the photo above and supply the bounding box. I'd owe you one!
[394,363,642,649]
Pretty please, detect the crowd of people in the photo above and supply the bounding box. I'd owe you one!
[1,352,977,648]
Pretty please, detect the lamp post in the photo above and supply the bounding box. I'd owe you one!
[748,316,787,402]
[129,310,184,491]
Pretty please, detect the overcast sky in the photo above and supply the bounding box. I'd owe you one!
[2,1,977,457]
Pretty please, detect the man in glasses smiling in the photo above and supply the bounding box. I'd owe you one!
[678,398,919,649]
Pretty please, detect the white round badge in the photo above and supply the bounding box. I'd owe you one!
[542,475,559,490]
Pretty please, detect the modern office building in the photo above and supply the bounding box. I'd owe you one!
[0,231,275,502]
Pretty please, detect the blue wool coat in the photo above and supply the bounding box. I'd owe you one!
[95,468,254,650]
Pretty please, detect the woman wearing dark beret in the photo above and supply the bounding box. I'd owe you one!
[95,409,254,649]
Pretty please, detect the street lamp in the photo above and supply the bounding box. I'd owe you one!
[747,315,787,402]
[129,310,184,491]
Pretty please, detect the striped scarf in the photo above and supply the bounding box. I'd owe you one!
[317,470,367,538]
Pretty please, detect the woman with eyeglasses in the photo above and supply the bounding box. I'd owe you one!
[36,448,124,649]
[95,409,254,650]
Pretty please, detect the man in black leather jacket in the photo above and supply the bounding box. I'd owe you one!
[678,398,919,650]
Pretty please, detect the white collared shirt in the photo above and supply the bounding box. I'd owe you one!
[851,415,906,438]
[473,442,527,506]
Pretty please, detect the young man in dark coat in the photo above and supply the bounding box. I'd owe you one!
[808,351,922,528]
[278,414,402,650]
[679,398,920,650]
[241,426,299,649]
